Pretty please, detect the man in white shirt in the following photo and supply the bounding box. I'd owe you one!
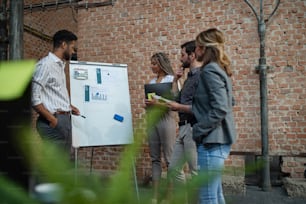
[32,29,80,153]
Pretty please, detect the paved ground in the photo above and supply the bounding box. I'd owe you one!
[138,184,306,204]
[226,185,306,204]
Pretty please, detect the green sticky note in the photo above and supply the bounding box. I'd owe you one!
[0,60,36,100]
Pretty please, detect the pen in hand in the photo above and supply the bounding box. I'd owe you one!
[80,115,86,118]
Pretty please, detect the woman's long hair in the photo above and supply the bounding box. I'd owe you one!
[196,28,232,76]
[151,52,174,75]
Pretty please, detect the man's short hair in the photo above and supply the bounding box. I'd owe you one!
[181,40,196,55]
[53,30,77,48]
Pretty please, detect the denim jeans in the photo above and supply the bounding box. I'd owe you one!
[197,143,231,204]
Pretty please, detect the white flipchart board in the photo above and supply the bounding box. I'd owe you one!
[69,61,133,147]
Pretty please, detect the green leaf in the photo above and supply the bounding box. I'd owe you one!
[0,60,36,100]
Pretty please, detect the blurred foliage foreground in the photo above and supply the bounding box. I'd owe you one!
[0,60,260,204]
[0,100,187,204]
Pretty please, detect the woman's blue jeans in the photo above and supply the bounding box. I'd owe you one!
[197,143,231,204]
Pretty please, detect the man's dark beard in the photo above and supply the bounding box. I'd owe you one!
[181,60,190,69]
[63,50,71,61]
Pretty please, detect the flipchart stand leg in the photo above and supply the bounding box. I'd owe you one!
[74,146,139,201]
[132,157,140,203]
[74,147,78,184]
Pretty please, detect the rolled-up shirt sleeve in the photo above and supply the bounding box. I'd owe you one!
[31,63,47,106]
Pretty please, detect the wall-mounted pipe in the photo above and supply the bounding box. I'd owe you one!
[244,0,280,191]
[9,0,24,60]
[22,0,114,13]
[23,0,82,12]
[0,0,8,61]
[24,24,52,42]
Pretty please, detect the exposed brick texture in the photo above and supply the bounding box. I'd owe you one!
[23,0,78,59]
[22,0,306,180]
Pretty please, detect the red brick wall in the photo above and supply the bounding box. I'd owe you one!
[23,0,78,59]
[24,0,306,179]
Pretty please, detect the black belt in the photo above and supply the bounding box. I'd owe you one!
[203,143,220,148]
[54,111,71,115]
[38,111,70,123]
[178,120,191,126]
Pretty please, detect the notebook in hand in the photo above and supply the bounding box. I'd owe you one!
[144,82,173,100]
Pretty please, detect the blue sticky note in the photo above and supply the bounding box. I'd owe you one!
[113,114,124,122]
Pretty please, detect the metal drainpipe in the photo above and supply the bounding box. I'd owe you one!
[0,0,8,61]
[9,0,24,60]
[244,0,280,191]
[258,0,271,191]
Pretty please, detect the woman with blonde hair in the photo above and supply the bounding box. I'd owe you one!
[192,28,237,204]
